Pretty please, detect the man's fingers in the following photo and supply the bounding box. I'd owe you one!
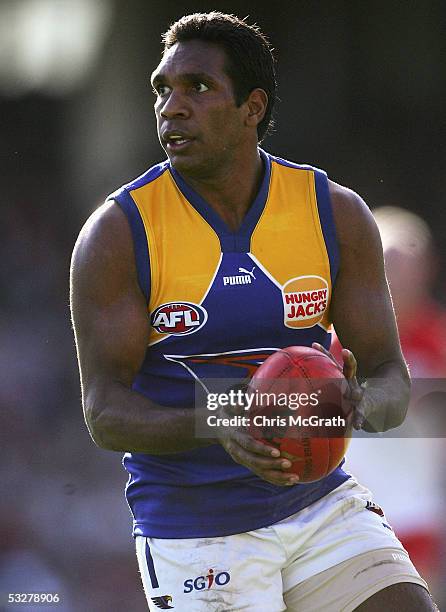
[341,374,363,401]
[353,410,366,430]
[235,430,281,457]
[312,343,343,372]
[341,348,357,379]
[225,432,300,485]
[351,394,368,429]
[233,445,292,472]
[337,348,365,409]
[254,470,300,486]
[313,343,363,409]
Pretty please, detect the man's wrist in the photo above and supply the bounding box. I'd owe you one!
[359,377,409,432]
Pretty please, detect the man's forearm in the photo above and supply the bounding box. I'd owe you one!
[360,359,411,432]
[84,381,215,454]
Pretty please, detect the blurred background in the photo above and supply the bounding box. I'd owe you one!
[1,0,445,610]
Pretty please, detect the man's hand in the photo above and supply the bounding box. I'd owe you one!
[312,342,409,432]
[215,402,300,486]
[312,342,364,428]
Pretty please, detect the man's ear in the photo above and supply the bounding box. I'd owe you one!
[244,88,268,129]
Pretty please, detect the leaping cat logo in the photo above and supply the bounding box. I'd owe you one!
[238,266,256,280]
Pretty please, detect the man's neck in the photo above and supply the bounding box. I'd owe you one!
[179,149,264,232]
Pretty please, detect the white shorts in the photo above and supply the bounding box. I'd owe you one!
[136,478,428,611]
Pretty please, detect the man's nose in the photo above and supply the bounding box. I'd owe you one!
[160,90,190,119]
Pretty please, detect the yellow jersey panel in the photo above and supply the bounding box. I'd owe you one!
[251,162,332,330]
[129,170,221,345]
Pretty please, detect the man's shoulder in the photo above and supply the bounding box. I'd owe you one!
[328,179,363,206]
[328,180,372,221]
[327,180,381,252]
[73,201,131,267]
[107,159,170,200]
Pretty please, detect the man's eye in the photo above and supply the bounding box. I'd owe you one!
[154,85,171,96]
[194,82,209,93]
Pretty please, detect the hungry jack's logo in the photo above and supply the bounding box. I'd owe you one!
[282,275,329,328]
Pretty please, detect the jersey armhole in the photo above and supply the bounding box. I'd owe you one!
[313,169,340,285]
[106,189,151,303]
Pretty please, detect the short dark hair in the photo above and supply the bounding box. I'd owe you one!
[162,12,277,142]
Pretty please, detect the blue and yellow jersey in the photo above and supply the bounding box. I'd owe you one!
[107,149,349,538]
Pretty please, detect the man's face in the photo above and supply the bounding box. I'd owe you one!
[151,40,247,177]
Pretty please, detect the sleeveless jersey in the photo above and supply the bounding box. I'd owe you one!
[107,149,350,538]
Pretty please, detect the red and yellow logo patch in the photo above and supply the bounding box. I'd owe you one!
[282,275,329,328]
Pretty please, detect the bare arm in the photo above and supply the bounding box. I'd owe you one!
[327,181,410,431]
[70,200,295,482]
[71,203,293,484]
[70,201,214,454]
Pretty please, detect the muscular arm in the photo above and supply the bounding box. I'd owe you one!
[328,181,410,431]
[70,201,213,454]
[71,202,294,482]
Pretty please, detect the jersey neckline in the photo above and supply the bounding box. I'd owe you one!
[168,148,272,253]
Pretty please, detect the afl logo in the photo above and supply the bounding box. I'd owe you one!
[282,275,329,329]
[151,302,208,335]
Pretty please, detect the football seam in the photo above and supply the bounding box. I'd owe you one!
[260,362,295,394]
[291,360,318,391]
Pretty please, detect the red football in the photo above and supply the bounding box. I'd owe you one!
[247,346,353,483]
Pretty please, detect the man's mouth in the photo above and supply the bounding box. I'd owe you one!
[163,132,194,150]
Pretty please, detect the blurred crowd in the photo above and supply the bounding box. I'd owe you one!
[340,207,446,605]
[0,173,147,609]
